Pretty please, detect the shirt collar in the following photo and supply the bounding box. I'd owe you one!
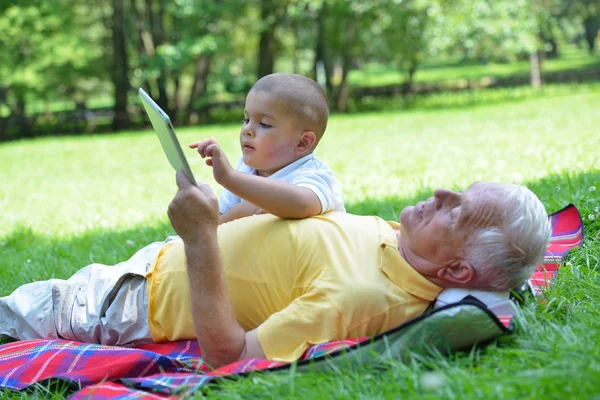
[245,152,315,178]
[377,219,442,301]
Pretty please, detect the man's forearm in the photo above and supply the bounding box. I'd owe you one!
[183,233,246,368]
[222,171,321,218]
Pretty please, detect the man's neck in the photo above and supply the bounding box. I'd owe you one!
[395,229,453,288]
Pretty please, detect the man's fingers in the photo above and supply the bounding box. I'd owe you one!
[176,170,216,199]
[175,170,192,189]
[196,181,216,198]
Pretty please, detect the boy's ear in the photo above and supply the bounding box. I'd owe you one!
[295,131,317,155]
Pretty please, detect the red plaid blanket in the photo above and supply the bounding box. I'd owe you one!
[0,338,366,399]
[527,204,583,297]
[0,204,583,399]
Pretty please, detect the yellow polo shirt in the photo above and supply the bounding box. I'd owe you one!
[146,212,442,362]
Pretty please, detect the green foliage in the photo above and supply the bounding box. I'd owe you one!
[2,0,599,138]
[455,0,539,59]
[0,1,107,102]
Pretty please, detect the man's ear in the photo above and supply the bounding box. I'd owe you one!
[295,131,317,155]
[437,259,475,286]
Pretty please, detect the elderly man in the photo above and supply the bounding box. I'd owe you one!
[0,172,550,368]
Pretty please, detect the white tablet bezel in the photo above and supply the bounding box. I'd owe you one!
[139,88,196,185]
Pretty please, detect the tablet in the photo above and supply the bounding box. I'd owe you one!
[139,88,196,185]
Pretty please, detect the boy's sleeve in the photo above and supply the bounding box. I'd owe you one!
[290,169,345,214]
[218,158,246,213]
[218,188,240,214]
[257,289,343,362]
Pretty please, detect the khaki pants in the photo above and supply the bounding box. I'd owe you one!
[0,239,170,346]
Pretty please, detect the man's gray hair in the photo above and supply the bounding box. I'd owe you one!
[465,184,551,291]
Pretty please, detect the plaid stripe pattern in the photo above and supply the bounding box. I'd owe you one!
[527,204,583,298]
[0,336,366,398]
[0,204,583,399]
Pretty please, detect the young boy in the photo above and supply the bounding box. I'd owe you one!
[189,73,345,224]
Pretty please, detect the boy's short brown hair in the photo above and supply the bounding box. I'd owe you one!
[250,73,330,141]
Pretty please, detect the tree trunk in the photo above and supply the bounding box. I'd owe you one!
[334,20,355,112]
[0,88,13,140]
[14,92,32,137]
[111,0,131,131]
[336,62,351,112]
[313,2,333,96]
[172,71,182,124]
[583,17,599,54]
[546,38,559,58]
[146,0,169,112]
[292,20,299,74]
[130,0,153,96]
[529,51,542,88]
[185,54,213,124]
[257,0,277,79]
[402,61,418,96]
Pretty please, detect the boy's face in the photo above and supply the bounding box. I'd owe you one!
[241,90,305,177]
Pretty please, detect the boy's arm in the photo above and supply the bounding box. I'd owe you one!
[192,138,322,219]
[219,201,261,224]
[222,172,322,219]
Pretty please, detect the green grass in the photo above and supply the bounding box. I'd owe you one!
[349,46,600,87]
[1,84,600,398]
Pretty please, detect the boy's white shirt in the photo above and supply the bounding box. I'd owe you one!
[218,153,346,214]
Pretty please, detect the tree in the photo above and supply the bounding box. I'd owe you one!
[446,0,541,86]
[0,1,106,138]
[318,0,383,111]
[125,0,241,124]
[256,0,290,78]
[111,0,131,130]
[561,0,600,53]
[380,0,439,95]
[312,1,334,94]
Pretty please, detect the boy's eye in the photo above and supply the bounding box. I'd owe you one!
[242,118,249,125]
[260,122,272,128]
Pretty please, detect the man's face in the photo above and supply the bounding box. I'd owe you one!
[399,182,505,277]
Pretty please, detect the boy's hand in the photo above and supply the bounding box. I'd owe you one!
[189,138,219,158]
[189,138,233,185]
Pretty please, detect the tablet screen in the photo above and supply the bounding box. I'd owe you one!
[139,88,196,185]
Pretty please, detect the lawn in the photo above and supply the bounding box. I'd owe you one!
[349,46,600,87]
[0,84,599,398]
